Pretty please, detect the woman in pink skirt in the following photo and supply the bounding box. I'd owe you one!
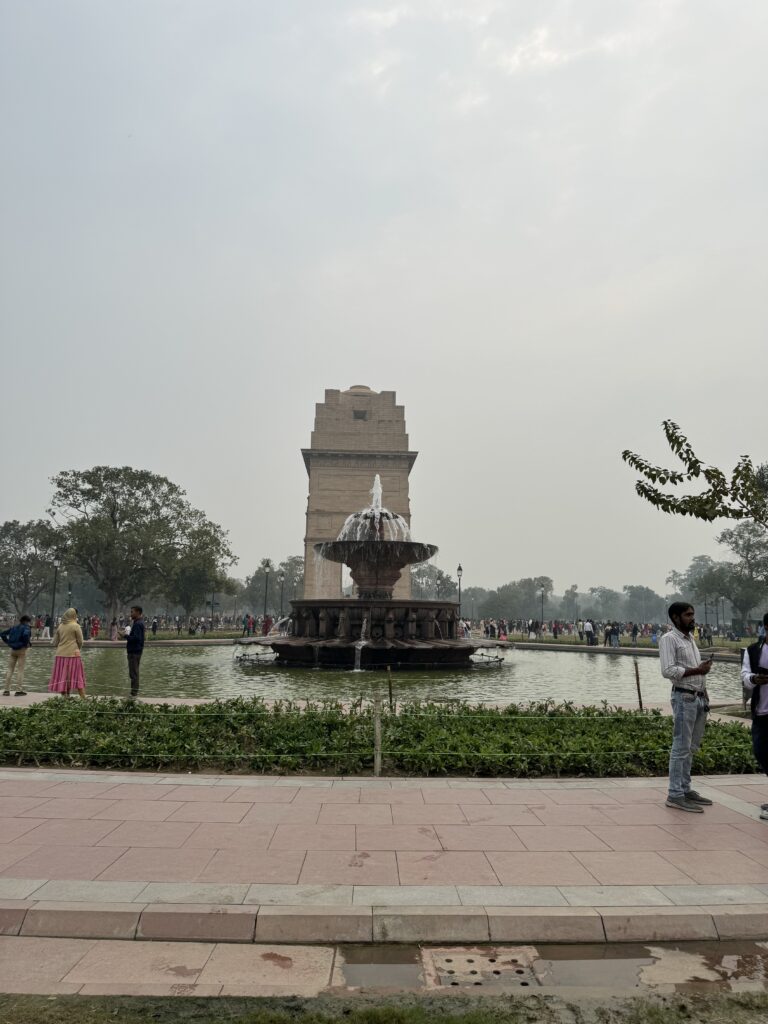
[48,608,87,698]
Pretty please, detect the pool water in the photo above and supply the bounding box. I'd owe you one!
[0,645,745,706]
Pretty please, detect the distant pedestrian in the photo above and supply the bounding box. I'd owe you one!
[48,608,87,699]
[660,601,712,813]
[1,614,32,696]
[125,605,146,700]
[151,616,158,638]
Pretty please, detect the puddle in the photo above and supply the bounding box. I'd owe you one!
[338,944,425,989]
[533,941,768,993]
[335,941,768,995]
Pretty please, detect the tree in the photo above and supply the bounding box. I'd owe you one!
[478,577,553,620]
[716,523,768,624]
[277,555,305,603]
[560,584,580,619]
[410,564,457,600]
[622,421,768,527]
[162,520,236,619]
[459,586,490,620]
[243,558,276,615]
[49,466,234,621]
[622,585,666,623]
[588,586,624,620]
[666,555,728,623]
[0,520,61,615]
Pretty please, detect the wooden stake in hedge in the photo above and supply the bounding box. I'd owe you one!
[634,657,644,711]
[373,694,382,777]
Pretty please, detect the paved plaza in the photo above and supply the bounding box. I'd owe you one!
[1,767,768,954]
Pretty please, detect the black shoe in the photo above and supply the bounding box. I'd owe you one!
[13,690,27,696]
[685,790,713,806]
[666,796,704,813]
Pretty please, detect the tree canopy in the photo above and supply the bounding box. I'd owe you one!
[0,519,60,615]
[622,420,768,527]
[49,466,235,619]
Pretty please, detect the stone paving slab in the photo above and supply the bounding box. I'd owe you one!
[0,768,767,944]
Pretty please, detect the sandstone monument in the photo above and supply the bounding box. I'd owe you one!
[302,386,417,600]
[268,386,475,668]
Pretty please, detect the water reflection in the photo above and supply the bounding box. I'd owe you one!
[0,646,744,705]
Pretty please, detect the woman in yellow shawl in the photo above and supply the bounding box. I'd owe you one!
[48,609,87,697]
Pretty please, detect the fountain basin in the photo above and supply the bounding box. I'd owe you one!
[272,599,474,669]
[315,541,437,601]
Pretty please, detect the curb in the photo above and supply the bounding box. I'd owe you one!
[2,900,767,944]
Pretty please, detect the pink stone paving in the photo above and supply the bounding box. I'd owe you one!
[300,851,398,885]
[0,771,766,900]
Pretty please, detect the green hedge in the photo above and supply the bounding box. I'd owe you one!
[0,698,757,777]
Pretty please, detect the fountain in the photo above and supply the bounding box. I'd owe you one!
[270,476,476,669]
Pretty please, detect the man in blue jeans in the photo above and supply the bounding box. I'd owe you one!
[659,602,713,813]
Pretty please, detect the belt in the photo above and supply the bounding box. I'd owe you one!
[672,686,705,696]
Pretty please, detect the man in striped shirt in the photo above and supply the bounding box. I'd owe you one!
[659,602,713,813]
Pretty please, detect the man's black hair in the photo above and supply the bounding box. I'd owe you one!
[763,612,768,627]
[668,601,693,621]
[19,615,31,624]
[131,605,143,615]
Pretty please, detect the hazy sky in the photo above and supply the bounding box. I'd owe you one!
[1,0,766,596]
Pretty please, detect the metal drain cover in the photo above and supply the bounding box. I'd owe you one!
[424,946,539,989]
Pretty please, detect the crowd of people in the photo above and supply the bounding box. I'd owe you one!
[471,618,737,646]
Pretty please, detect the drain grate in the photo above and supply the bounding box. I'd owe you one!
[425,947,539,989]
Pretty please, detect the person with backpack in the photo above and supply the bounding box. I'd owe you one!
[1,614,32,696]
[742,611,768,821]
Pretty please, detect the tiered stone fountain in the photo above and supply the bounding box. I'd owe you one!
[270,477,475,668]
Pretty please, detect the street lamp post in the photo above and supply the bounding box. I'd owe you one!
[263,562,271,629]
[50,558,61,626]
[457,564,463,618]
[278,574,285,617]
[540,588,545,639]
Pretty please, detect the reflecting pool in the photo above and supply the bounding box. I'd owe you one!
[0,645,745,706]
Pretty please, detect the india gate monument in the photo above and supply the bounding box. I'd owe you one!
[302,385,417,600]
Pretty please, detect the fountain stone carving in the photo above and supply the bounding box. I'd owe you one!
[270,476,475,669]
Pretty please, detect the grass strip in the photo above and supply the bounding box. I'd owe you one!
[1,992,768,1024]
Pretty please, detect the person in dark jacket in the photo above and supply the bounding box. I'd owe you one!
[126,606,146,699]
[1,615,32,696]
[742,612,768,821]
